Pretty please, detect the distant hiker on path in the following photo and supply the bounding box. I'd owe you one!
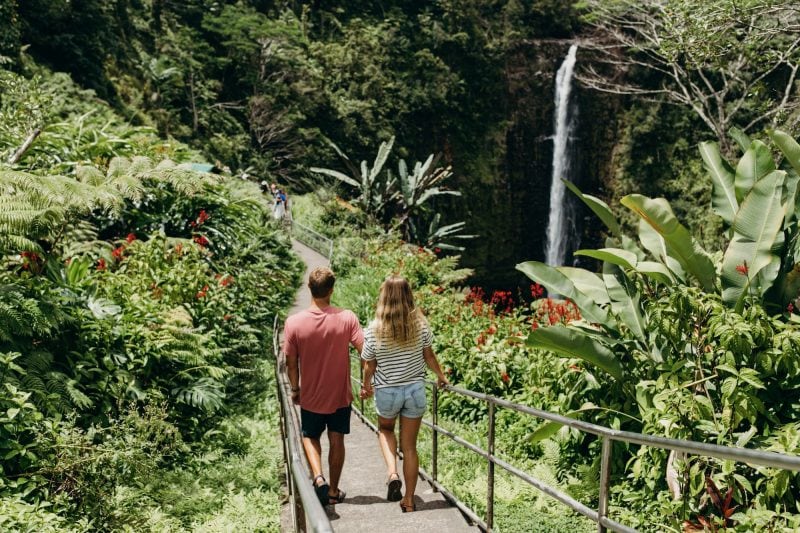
[284,267,364,507]
[360,275,449,513]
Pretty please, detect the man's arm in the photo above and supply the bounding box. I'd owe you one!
[284,326,301,404]
[286,351,300,403]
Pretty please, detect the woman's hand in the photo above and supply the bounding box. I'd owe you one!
[436,374,450,389]
[359,384,374,399]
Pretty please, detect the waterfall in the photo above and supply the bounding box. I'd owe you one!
[545,44,578,267]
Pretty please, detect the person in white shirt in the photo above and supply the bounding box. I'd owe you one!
[360,275,449,513]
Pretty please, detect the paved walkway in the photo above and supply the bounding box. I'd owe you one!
[281,239,475,532]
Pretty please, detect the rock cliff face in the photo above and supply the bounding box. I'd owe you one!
[447,40,622,289]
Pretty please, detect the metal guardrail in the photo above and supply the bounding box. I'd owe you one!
[292,221,334,261]
[288,228,800,531]
[348,355,800,533]
[274,316,334,533]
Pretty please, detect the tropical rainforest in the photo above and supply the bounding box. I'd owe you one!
[1,0,800,531]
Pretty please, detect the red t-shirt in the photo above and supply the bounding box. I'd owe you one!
[283,307,363,414]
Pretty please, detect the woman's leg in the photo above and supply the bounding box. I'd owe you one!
[399,415,422,508]
[377,415,399,477]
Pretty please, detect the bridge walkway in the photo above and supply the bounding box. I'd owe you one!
[280,239,476,532]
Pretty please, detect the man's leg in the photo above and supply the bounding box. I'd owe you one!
[327,431,345,497]
[326,405,351,501]
[302,436,324,479]
[300,409,327,490]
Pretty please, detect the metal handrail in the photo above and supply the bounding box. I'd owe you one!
[274,316,333,533]
[348,353,800,533]
[292,221,334,260]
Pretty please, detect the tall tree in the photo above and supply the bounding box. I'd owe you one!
[579,0,800,151]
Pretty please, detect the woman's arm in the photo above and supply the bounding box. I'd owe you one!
[423,345,449,388]
[360,359,376,398]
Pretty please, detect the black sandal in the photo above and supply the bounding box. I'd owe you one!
[313,475,329,506]
[328,488,346,504]
[386,473,402,502]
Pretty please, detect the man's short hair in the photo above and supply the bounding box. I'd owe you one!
[308,267,335,298]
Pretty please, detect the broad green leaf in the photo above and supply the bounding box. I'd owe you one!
[309,167,360,188]
[699,141,738,225]
[564,180,620,238]
[516,262,611,325]
[729,127,751,153]
[721,170,786,310]
[636,261,675,284]
[769,129,800,178]
[734,140,775,202]
[603,263,646,342]
[526,325,622,379]
[557,267,610,304]
[369,136,394,181]
[637,220,685,281]
[575,248,637,270]
[528,403,601,443]
[622,194,715,291]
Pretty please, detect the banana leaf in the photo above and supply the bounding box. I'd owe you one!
[526,325,622,380]
[699,141,738,226]
[575,248,638,270]
[516,261,612,326]
[622,194,715,291]
[564,180,620,238]
[557,267,610,304]
[734,140,775,202]
[721,170,786,311]
[603,263,646,342]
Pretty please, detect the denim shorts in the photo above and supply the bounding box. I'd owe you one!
[374,382,427,419]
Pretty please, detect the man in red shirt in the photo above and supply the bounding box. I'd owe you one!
[284,267,364,507]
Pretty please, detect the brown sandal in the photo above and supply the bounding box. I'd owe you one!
[399,501,416,513]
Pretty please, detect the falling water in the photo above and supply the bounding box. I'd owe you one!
[545,44,578,267]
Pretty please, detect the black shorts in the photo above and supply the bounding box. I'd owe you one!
[301,405,351,439]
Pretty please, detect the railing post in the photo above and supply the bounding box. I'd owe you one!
[597,436,612,533]
[359,359,365,413]
[487,401,496,531]
[432,384,439,490]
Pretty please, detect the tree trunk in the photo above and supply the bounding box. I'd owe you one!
[8,128,41,165]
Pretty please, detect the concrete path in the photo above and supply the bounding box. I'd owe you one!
[280,239,476,532]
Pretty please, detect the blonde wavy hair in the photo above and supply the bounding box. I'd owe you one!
[372,275,424,344]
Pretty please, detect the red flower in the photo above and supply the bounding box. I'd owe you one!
[531,321,539,330]
[174,243,183,255]
[197,210,210,224]
[788,303,795,313]
[111,246,125,261]
[220,275,233,287]
[476,333,486,346]
[196,284,209,299]
[96,258,107,271]
[126,233,137,243]
[530,283,545,299]
[434,247,442,254]
[487,324,497,335]
[501,372,510,383]
[193,235,209,248]
[736,263,748,275]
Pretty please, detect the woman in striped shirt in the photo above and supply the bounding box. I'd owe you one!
[360,275,449,513]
